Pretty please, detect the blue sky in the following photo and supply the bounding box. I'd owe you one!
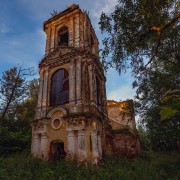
[0,0,136,101]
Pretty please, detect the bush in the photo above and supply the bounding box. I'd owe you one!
[0,126,31,155]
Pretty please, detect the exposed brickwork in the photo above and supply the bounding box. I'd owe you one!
[31,4,140,164]
[112,132,140,158]
[31,4,108,164]
[107,100,136,129]
[107,100,140,157]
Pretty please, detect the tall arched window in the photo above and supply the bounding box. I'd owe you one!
[58,26,68,46]
[51,69,69,106]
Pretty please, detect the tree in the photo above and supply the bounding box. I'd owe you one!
[15,78,39,130]
[99,0,180,74]
[0,66,34,123]
[0,77,38,155]
[160,89,180,121]
[137,125,151,151]
[99,0,180,150]
[134,63,180,150]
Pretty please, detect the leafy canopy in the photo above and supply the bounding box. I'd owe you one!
[99,0,180,75]
[99,0,180,150]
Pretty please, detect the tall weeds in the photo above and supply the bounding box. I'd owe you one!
[0,151,179,180]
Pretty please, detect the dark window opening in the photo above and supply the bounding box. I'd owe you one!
[51,68,69,106]
[58,26,68,46]
[49,141,66,160]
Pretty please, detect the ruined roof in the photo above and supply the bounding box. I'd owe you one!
[107,99,134,114]
[44,4,80,28]
[107,99,133,107]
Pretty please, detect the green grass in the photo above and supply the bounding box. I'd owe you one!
[0,151,180,180]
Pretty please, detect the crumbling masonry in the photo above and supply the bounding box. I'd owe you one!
[31,4,140,164]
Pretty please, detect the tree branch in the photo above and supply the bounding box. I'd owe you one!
[140,12,180,70]
[161,12,180,31]
[139,12,180,42]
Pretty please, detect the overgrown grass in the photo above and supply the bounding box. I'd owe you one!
[0,151,180,180]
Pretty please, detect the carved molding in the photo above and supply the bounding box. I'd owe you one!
[47,106,67,118]
[51,117,63,130]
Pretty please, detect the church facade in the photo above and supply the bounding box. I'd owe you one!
[31,4,140,164]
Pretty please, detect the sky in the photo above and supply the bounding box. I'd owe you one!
[0,0,136,102]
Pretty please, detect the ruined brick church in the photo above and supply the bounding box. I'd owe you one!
[31,4,140,164]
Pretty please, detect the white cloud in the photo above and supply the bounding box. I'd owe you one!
[18,0,118,22]
[0,23,10,33]
[107,85,135,102]
[106,68,136,101]
[92,0,118,18]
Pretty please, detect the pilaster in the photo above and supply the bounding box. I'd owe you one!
[67,130,76,160]
[50,26,55,52]
[45,28,51,55]
[91,130,99,165]
[35,68,44,119]
[88,63,96,106]
[76,57,82,104]
[41,67,49,118]
[32,133,40,157]
[98,134,102,159]
[41,132,49,159]
[69,59,76,106]
[77,130,87,164]
[69,17,74,46]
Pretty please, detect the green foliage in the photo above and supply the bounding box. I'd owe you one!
[99,0,180,74]
[0,69,38,155]
[0,67,27,121]
[0,126,31,155]
[135,63,180,150]
[137,126,151,151]
[0,151,180,179]
[15,78,39,123]
[99,0,180,151]
[160,106,178,121]
[160,89,180,121]
[144,107,180,151]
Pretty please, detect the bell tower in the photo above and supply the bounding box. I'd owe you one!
[31,4,109,164]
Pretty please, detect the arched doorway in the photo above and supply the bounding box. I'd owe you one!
[49,140,66,160]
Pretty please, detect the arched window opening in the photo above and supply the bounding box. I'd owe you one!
[96,76,101,105]
[51,69,69,106]
[58,26,68,46]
